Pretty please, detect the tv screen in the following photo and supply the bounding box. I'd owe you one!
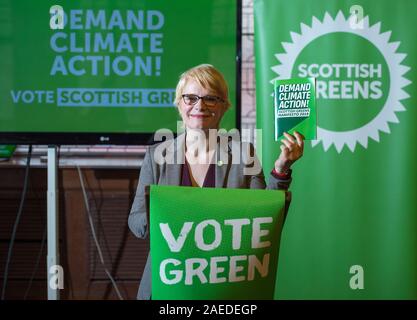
[0,0,241,145]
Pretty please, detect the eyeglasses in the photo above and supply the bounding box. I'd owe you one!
[182,94,225,107]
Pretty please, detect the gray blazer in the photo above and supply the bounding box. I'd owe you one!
[128,132,292,300]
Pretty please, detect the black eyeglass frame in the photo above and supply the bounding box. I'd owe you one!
[181,94,226,107]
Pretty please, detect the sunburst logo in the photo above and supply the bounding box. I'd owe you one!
[271,11,411,153]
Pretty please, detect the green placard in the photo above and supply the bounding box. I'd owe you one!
[274,77,317,140]
[150,185,287,300]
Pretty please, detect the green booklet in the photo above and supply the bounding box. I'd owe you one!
[274,77,317,140]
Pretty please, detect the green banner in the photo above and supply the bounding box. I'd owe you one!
[255,0,417,299]
[0,0,237,133]
[150,185,287,299]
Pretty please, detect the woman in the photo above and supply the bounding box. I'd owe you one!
[128,64,304,300]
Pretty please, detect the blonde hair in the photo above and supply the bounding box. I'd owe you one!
[174,64,231,109]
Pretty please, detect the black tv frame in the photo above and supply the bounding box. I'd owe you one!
[0,1,242,146]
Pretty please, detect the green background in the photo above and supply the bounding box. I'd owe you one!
[0,0,237,133]
[255,0,417,299]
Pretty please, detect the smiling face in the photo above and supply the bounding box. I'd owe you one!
[178,79,228,130]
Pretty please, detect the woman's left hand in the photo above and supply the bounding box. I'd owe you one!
[274,131,305,173]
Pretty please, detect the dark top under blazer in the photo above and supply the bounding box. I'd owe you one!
[181,156,216,187]
[128,132,292,300]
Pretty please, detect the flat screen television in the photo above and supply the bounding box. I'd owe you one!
[0,0,241,145]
